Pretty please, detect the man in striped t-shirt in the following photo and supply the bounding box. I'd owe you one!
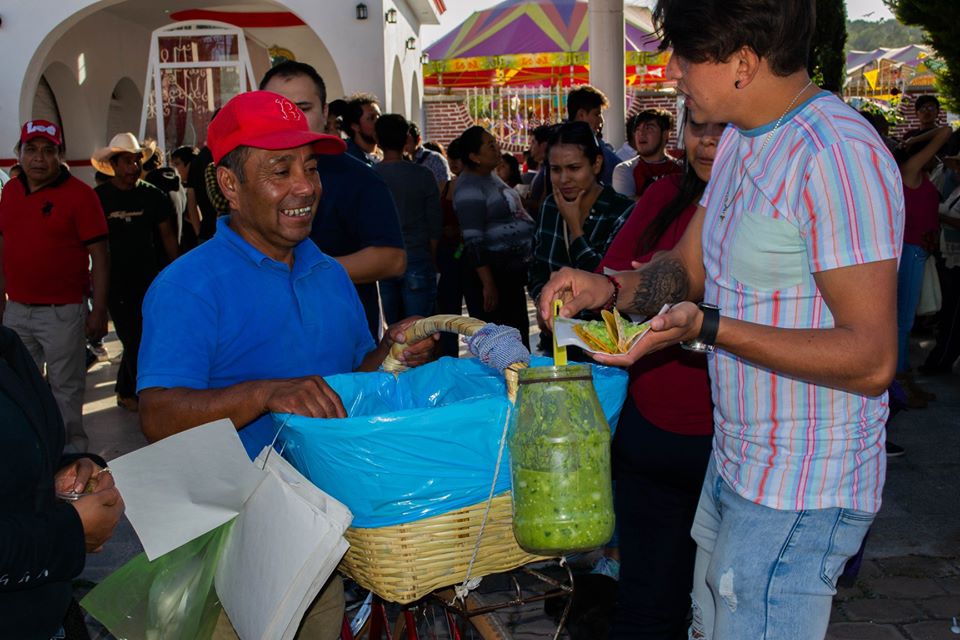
[538,0,903,638]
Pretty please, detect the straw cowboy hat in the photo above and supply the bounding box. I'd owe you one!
[91,132,156,176]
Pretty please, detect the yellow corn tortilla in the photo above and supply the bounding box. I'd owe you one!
[573,320,618,353]
[610,308,649,351]
[575,310,651,354]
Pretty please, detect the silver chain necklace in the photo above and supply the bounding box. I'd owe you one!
[720,81,814,220]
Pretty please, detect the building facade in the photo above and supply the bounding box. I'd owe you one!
[0,0,441,182]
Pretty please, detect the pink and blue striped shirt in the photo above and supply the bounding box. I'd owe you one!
[701,92,904,513]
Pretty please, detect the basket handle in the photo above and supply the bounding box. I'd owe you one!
[381,314,527,401]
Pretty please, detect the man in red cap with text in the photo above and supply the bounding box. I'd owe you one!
[0,120,109,452]
[136,91,437,638]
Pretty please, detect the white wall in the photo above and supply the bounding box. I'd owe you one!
[0,0,436,179]
[383,0,426,116]
[284,0,388,103]
[0,1,107,168]
[282,0,428,115]
[42,10,153,160]
[0,1,151,183]
[245,26,344,100]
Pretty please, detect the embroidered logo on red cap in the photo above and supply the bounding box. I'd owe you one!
[26,122,57,137]
[277,98,301,122]
[20,120,62,146]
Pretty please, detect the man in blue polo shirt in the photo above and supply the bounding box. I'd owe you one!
[136,90,436,639]
[260,62,406,341]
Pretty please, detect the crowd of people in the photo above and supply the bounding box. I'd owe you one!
[2,0,960,638]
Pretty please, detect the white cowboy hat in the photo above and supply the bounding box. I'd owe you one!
[91,132,156,176]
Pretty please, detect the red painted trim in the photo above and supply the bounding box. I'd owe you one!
[169,10,305,28]
[434,0,447,15]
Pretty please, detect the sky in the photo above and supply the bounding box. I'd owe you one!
[420,0,896,48]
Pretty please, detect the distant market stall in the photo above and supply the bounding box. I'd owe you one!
[422,0,674,150]
[843,44,946,133]
[844,44,938,100]
[423,0,671,89]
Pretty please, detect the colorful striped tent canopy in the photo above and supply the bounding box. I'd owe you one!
[846,44,933,76]
[424,0,670,88]
[844,44,939,95]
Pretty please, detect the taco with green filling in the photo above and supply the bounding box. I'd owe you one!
[573,319,618,353]
[573,308,650,354]
[612,308,651,352]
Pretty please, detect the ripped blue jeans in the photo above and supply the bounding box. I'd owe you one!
[688,459,874,639]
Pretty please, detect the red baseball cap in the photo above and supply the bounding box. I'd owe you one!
[207,91,346,164]
[20,120,62,147]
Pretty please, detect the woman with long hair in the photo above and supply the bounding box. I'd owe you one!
[529,121,634,357]
[453,126,535,347]
[529,121,634,303]
[599,111,725,639]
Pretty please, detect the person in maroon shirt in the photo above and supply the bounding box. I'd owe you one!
[611,109,683,200]
[598,112,725,639]
[892,124,953,407]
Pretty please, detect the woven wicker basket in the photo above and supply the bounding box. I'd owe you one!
[341,494,549,603]
[339,315,548,604]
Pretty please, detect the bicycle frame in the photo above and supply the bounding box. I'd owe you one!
[341,562,576,640]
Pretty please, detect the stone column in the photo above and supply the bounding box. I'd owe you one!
[589,0,625,148]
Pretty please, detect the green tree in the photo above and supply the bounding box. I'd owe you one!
[808,0,847,92]
[886,0,960,111]
[845,19,925,53]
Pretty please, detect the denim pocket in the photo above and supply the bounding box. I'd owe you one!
[730,212,807,291]
[819,508,874,588]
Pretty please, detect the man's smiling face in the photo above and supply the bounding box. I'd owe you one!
[229,145,321,260]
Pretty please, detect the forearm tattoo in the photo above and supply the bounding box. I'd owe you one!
[628,256,689,316]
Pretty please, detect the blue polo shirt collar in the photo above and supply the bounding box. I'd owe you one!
[215,215,331,277]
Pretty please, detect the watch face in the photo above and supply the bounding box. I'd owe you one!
[681,340,713,353]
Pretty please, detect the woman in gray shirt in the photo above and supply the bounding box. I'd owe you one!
[453,126,535,347]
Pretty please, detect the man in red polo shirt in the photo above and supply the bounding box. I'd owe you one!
[0,120,109,452]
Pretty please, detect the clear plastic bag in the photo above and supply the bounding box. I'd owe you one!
[81,522,232,640]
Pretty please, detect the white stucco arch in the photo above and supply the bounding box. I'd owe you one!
[5,1,151,179]
[14,1,127,128]
[280,0,386,101]
[244,24,344,102]
[31,77,63,133]
[0,0,437,177]
[36,62,94,162]
[410,72,422,126]
[106,77,142,143]
[391,57,406,116]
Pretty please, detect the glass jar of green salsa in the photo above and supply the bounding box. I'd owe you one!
[509,364,614,555]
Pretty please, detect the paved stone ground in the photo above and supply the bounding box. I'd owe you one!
[77,326,960,639]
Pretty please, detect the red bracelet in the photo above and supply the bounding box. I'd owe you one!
[600,274,621,311]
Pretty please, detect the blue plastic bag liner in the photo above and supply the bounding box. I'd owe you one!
[275,356,627,528]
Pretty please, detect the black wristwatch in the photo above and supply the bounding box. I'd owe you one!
[681,303,720,353]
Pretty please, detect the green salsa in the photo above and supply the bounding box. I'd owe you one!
[512,457,614,553]
[509,365,614,554]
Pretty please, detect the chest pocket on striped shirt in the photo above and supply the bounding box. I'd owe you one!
[730,211,807,291]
